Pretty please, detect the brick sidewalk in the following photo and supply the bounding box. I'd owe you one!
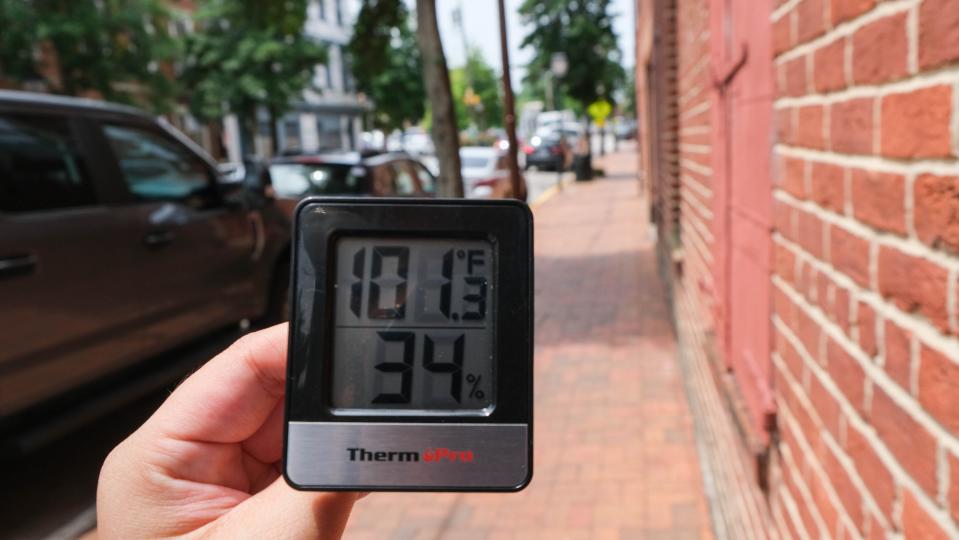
[342,148,714,540]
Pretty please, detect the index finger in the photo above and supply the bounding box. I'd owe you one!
[144,323,290,444]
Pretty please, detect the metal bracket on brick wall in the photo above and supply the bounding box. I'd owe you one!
[713,43,749,92]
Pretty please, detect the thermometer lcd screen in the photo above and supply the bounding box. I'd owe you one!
[330,237,494,413]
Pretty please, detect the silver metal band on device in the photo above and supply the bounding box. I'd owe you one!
[286,422,529,489]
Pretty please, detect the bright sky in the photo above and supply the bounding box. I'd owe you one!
[436,0,636,83]
[362,0,637,85]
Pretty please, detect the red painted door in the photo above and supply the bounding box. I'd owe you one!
[710,0,775,442]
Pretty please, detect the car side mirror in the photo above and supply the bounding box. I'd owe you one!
[217,173,252,210]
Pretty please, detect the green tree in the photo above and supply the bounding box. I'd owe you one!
[0,0,177,111]
[450,48,503,131]
[518,0,625,115]
[180,0,326,154]
[347,0,425,133]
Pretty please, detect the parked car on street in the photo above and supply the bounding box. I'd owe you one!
[262,151,436,214]
[523,129,572,171]
[0,91,292,425]
[460,146,527,200]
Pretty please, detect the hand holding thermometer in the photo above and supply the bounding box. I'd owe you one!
[284,198,533,491]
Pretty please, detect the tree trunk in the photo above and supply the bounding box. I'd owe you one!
[416,0,463,197]
[496,0,524,201]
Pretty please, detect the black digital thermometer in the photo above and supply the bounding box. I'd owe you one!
[283,198,533,492]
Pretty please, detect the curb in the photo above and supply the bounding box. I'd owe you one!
[529,175,575,209]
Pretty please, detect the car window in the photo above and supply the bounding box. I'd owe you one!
[412,161,435,193]
[268,163,361,197]
[0,113,95,213]
[391,161,417,195]
[103,124,214,208]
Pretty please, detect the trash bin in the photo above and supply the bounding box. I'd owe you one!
[574,154,593,181]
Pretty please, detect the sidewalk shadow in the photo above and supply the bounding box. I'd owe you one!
[533,248,675,348]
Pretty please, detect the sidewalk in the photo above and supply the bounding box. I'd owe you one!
[342,147,714,540]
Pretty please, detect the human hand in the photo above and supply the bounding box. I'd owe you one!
[96,324,363,539]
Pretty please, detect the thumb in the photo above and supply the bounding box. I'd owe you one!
[205,477,362,539]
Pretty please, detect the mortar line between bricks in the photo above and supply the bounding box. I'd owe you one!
[773,341,959,536]
[681,157,713,176]
[907,5,919,76]
[770,0,800,23]
[774,0,918,63]
[772,308,949,506]
[773,232,959,356]
[773,350,881,527]
[775,390,869,535]
[774,277,959,430]
[681,172,715,199]
[680,185,714,217]
[681,220,715,265]
[774,189,959,271]
[775,432,830,537]
[775,65,959,108]
[774,477,814,540]
[775,144,959,176]
[821,419,889,527]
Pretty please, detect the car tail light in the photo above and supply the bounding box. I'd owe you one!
[474,177,499,188]
[523,145,534,154]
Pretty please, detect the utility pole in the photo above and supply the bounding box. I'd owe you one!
[452,3,472,88]
[497,0,523,200]
[453,2,478,129]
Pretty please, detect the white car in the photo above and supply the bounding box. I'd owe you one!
[460,146,509,199]
[401,129,435,156]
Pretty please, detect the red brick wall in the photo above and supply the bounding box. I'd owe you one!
[771,0,959,537]
[675,0,715,325]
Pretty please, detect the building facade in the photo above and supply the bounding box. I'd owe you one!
[221,0,367,161]
[637,0,959,537]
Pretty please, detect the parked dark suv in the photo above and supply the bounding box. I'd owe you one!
[0,91,292,423]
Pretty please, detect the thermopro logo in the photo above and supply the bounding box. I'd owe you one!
[347,447,475,463]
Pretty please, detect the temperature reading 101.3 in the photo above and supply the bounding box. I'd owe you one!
[330,237,494,413]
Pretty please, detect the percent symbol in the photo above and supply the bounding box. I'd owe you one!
[466,374,485,399]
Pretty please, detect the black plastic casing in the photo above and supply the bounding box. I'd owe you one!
[283,197,533,492]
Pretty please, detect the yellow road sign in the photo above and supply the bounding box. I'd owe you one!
[588,99,612,126]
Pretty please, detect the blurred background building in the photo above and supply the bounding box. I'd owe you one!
[221,0,367,160]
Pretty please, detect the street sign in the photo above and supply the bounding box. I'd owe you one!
[284,198,534,492]
[588,99,613,127]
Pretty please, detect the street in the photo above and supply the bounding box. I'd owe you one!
[0,329,244,539]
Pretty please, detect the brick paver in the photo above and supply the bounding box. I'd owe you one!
[342,147,713,540]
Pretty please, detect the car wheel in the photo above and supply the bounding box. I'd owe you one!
[265,258,291,325]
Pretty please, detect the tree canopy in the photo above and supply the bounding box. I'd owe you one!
[0,0,178,111]
[180,0,326,127]
[450,48,503,131]
[347,0,425,132]
[518,0,625,114]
